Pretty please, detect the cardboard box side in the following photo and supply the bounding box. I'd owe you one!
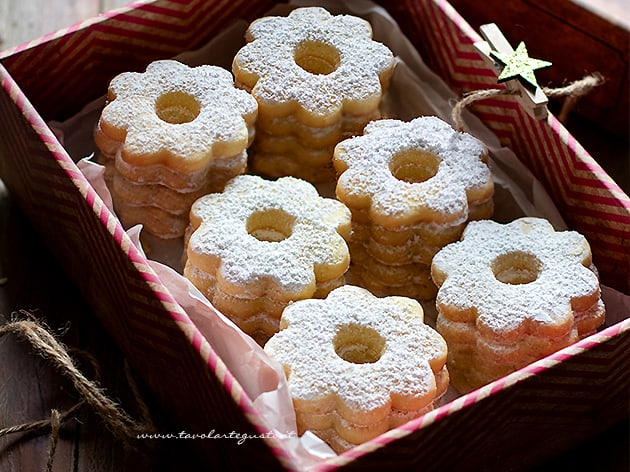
[1,1,628,469]
[380,0,630,294]
[0,63,288,470]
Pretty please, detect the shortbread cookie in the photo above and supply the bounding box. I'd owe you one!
[363,237,445,266]
[109,149,248,192]
[346,241,437,300]
[256,109,381,147]
[250,152,336,184]
[110,175,212,215]
[97,59,257,172]
[264,285,448,453]
[94,59,257,238]
[347,199,494,226]
[184,175,351,342]
[253,133,334,167]
[351,220,465,248]
[233,6,395,126]
[184,261,345,345]
[334,117,493,228]
[109,150,248,216]
[114,201,188,239]
[431,217,606,393]
[354,274,438,303]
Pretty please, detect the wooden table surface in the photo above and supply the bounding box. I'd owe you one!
[1,1,628,471]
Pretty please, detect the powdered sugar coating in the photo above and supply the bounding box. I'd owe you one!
[431,217,604,338]
[232,7,395,126]
[264,285,448,414]
[334,117,493,227]
[186,175,351,298]
[98,60,258,173]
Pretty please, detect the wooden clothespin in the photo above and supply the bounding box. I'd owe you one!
[474,23,552,120]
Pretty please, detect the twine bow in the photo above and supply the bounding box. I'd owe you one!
[451,72,604,131]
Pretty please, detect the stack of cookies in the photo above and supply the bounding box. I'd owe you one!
[264,285,449,453]
[431,217,606,393]
[183,174,352,345]
[232,6,395,184]
[333,117,495,300]
[94,59,257,239]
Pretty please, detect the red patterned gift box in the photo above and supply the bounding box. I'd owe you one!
[0,0,628,470]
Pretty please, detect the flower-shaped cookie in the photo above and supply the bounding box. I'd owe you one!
[431,217,606,391]
[334,117,494,227]
[432,217,605,339]
[264,285,448,450]
[232,7,395,126]
[185,174,351,300]
[97,60,258,173]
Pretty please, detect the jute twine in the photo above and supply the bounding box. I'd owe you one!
[451,72,604,131]
[0,310,154,471]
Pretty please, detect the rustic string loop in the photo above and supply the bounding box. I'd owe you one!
[0,310,154,471]
[451,72,604,131]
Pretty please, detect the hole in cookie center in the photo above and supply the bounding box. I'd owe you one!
[389,149,441,184]
[491,251,542,285]
[246,208,296,242]
[294,40,340,75]
[155,91,201,124]
[333,324,385,364]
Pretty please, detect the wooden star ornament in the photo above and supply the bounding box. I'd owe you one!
[473,23,551,120]
[491,41,552,89]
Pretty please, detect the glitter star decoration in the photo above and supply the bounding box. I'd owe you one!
[491,41,552,89]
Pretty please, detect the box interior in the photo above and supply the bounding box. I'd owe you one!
[1,0,628,470]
